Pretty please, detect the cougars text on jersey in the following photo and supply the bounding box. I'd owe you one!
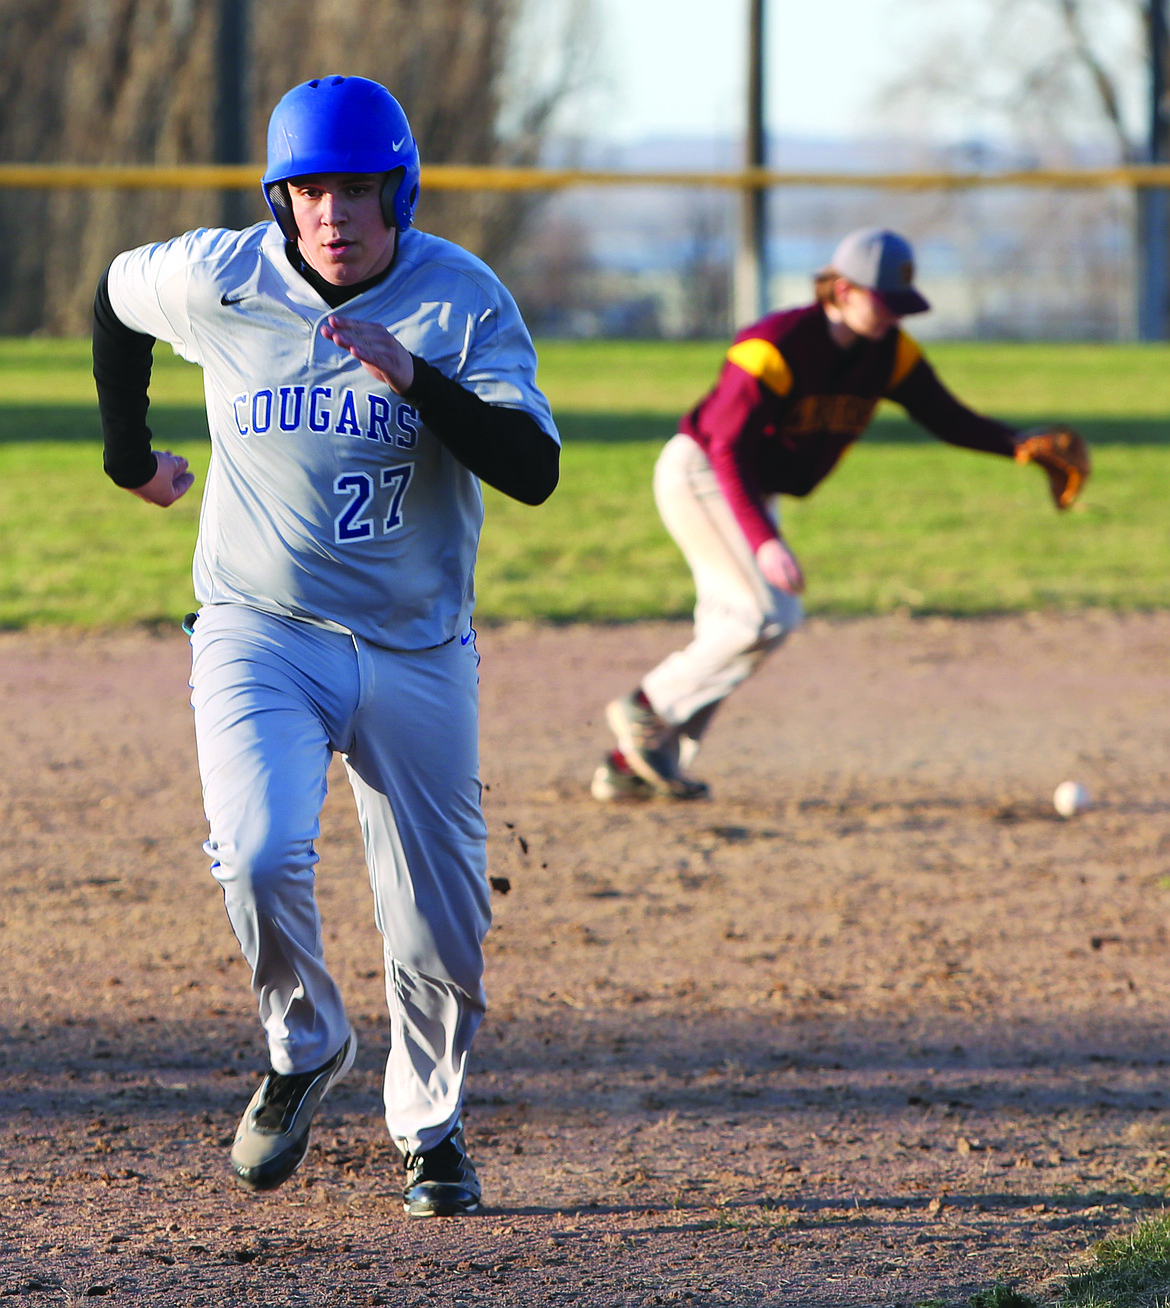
[230,385,420,446]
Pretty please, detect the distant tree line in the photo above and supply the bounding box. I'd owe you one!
[0,0,593,334]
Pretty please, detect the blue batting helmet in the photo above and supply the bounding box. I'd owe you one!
[262,75,421,239]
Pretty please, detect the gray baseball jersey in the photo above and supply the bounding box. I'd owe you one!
[107,221,558,649]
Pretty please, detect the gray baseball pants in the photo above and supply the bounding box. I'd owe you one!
[641,434,804,745]
[189,603,489,1156]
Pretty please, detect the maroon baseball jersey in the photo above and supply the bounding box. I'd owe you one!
[679,302,1020,553]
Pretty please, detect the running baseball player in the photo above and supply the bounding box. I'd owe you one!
[594,226,1089,801]
[93,75,559,1215]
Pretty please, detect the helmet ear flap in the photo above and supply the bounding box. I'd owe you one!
[266,180,298,241]
[380,167,406,230]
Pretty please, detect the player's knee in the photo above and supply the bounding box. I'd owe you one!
[757,624,791,657]
[736,605,801,675]
[754,602,802,654]
[208,833,317,908]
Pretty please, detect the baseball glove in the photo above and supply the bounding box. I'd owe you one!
[1013,424,1090,510]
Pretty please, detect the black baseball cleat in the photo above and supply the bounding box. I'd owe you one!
[230,1033,356,1192]
[402,1119,481,1217]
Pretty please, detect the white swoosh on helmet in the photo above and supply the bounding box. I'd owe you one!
[392,137,407,152]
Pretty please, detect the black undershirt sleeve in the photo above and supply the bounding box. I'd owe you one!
[93,267,159,489]
[403,356,559,506]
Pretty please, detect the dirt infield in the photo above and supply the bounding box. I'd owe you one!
[2,612,1169,1307]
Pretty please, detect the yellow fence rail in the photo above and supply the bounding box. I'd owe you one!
[2,162,1170,191]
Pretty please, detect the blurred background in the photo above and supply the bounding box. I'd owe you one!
[0,0,1164,342]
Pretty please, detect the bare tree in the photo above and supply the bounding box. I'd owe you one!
[875,0,1145,163]
[678,194,733,339]
[863,0,1146,338]
[500,207,601,335]
[0,0,597,334]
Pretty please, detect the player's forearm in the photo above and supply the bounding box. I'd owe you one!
[892,359,1018,457]
[404,356,559,505]
[698,380,787,552]
[708,449,782,554]
[93,268,159,488]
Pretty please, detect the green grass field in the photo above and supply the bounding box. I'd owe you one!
[1,336,1167,629]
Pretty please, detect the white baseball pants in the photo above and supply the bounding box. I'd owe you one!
[641,434,804,744]
[189,603,489,1156]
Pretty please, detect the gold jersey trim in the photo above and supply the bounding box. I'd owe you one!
[889,330,922,391]
[726,338,794,396]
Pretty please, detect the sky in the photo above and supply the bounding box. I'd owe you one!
[573,0,1145,149]
[584,0,947,144]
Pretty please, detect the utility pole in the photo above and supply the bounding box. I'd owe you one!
[1137,0,1169,339]
[215,0,251,230]
[733,0,767,327]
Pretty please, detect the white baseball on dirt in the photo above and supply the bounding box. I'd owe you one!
[1053,780,1090,818]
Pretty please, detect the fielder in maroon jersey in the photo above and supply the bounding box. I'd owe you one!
[594,227,1088,801]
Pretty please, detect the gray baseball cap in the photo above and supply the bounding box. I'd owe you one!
[823,227,930,315]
